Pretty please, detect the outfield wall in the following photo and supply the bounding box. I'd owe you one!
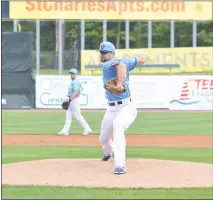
[36,75,213,111]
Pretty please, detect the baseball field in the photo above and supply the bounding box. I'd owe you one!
[2,109,213,199]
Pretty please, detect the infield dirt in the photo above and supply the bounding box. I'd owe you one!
[2,134,213,188]
[2,134,212,147]
[3,159,213,188]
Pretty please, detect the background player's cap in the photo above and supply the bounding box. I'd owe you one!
[99,41,115,53]
[69,68,78,74]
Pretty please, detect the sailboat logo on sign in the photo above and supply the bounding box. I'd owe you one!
[170,80,200,105]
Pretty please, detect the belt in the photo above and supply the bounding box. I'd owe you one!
[109,98,132,106]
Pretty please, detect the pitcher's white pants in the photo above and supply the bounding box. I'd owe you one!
[99,98,137,168]
[61,98,91,133]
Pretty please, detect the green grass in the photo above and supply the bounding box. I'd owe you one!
[3,146,212,164]
[2,111,212,199]
[2,186,213,199]
[2,112,212,135]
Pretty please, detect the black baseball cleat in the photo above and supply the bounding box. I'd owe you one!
[102,154,111,161]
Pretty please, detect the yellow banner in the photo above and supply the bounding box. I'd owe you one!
[81,47,213,75]
[10,1,212,20]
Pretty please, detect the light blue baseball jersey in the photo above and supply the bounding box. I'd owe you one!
[67,79,81,98]
[102,57,138,101]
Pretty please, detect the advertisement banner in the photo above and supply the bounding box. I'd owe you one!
[36,75,107,109]
[36,75,169,109]
[129,76,169,108]
[81,47,213,75]
[10,1,212,20]
[169,75,213,110]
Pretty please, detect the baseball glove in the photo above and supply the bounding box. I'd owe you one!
[61,100,71,110]
[104,78,125,94]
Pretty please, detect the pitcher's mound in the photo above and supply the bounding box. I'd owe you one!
[2,159,213,188]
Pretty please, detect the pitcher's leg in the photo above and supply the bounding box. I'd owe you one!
[99,109,115,160]
[101,139,114,161]
[112,121,126,168]
[113,103,137,172]
[58,109,73,136]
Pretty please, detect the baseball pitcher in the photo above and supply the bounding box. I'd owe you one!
[99,41,146,174]
[57,68,92,136]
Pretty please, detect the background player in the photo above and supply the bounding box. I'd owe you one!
[99,41,146,174]
[57,68,92,136]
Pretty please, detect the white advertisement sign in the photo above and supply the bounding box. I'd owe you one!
[36,75,169,109]
[36,75,107,109]
[169,75,213,110]
[129,76,169,108]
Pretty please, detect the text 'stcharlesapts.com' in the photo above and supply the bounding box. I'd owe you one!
[25,1,186,14]
[9,0,212,20]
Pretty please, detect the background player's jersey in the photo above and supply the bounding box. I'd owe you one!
[67,79,81,98]
[102,57,138,101]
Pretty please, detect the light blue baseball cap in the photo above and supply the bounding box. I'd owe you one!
[99,41,115,53]
[69,68,78,74]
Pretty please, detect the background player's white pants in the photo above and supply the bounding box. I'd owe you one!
[99,98,137,168]
[61,98,91,133]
